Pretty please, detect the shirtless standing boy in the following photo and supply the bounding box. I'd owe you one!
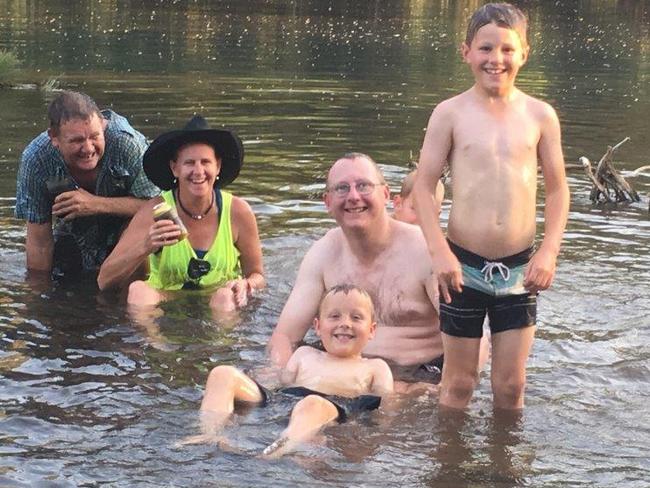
[413,3,569,410]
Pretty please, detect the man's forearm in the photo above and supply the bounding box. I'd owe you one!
[25,222,54,273]
[26,243,53,272]
[95,196,150,217]
[267,331,295,368]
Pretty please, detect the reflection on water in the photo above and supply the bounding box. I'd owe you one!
[0,0,649,486]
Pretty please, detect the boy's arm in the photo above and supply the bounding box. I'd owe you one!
[525,104,570,292]
[267,242,327,367]
[369,359,394,396]
[413,102,463,303]
[280,346,309,385]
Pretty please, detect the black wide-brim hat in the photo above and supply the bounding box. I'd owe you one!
[143,115,244,190]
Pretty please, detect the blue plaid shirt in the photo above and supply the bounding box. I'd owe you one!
[15,110,160,272]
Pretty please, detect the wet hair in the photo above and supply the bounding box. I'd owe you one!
[318,284,376,322]
[47,91,103,135]
[465,2,528,48]
[328,152,386,186]
[399,170,418,198]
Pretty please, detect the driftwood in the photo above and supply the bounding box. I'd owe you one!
[580,137,640,203]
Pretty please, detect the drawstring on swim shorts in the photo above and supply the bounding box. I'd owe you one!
[481,261,511,283]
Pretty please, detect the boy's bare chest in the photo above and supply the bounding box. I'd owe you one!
[454,110,540,162]
[296,359,373,396]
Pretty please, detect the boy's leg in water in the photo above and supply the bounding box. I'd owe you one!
[180,365,264,446]
[490,326,535,409]
[439,334,482,409]
[261,394,339,459]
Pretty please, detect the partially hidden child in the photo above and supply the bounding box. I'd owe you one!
[393,168,444,224]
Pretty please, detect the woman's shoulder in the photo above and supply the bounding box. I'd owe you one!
[229,194,254,217]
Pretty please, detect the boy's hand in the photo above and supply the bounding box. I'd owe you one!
[432,248,463,304]
[523,247,557,293]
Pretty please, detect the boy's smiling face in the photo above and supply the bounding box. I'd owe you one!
[462,22,529,97]
[314,289,376,359]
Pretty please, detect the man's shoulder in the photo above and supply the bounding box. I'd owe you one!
[19,131,62,183]
[22,131,56,163]
[310,227,343,254]
[387,222,432,281]
[391,220,427,250]
[103,110,148,151]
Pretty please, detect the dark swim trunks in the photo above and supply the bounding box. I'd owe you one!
[253,382,381,424]
[390,355,444,385]
[440,241,537,338]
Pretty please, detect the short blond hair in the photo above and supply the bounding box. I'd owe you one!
[399,169,445,204]
[327,152,386,187]
[318,284,375,322]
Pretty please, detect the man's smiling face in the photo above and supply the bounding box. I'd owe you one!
[324,155,389,230]
[49,114,106,175]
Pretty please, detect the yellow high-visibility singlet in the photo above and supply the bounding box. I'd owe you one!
[146,189,240,290]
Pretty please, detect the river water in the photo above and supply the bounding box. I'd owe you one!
[0,1,649,486]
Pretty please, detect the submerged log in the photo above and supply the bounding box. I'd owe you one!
[580,137,640,203]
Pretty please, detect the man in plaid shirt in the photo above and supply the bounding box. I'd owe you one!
[15,91,159,277]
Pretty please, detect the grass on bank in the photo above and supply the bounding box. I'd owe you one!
[0,50,20,83]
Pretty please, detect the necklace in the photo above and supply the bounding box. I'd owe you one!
[176,188,214,220]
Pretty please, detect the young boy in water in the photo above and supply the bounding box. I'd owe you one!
[196,284,393,458]
[412,3,569,410]
[392,169,445,224]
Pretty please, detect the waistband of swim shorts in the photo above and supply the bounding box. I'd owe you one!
[448,240,534,269]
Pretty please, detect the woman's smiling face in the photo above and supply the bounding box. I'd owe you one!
[171,143,221,197]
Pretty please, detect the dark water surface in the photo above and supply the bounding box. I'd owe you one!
[1,1,649,486]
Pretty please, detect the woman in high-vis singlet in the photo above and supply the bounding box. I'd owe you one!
[98,115,264,312]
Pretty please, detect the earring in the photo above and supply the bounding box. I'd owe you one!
[173,177,178,186]
[215,175,220,180]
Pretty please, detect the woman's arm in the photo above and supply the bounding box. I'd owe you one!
[97,197,167,290]
[231,196,265,291]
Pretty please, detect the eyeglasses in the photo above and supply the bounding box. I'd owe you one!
[327,181,384,197]
[185,257,211,289]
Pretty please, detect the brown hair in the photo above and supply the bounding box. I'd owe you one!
[465,2,528,48]
[318,284,375,322]
[47,91,102,135]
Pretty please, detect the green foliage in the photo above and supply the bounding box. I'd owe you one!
[0,50,20,82]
